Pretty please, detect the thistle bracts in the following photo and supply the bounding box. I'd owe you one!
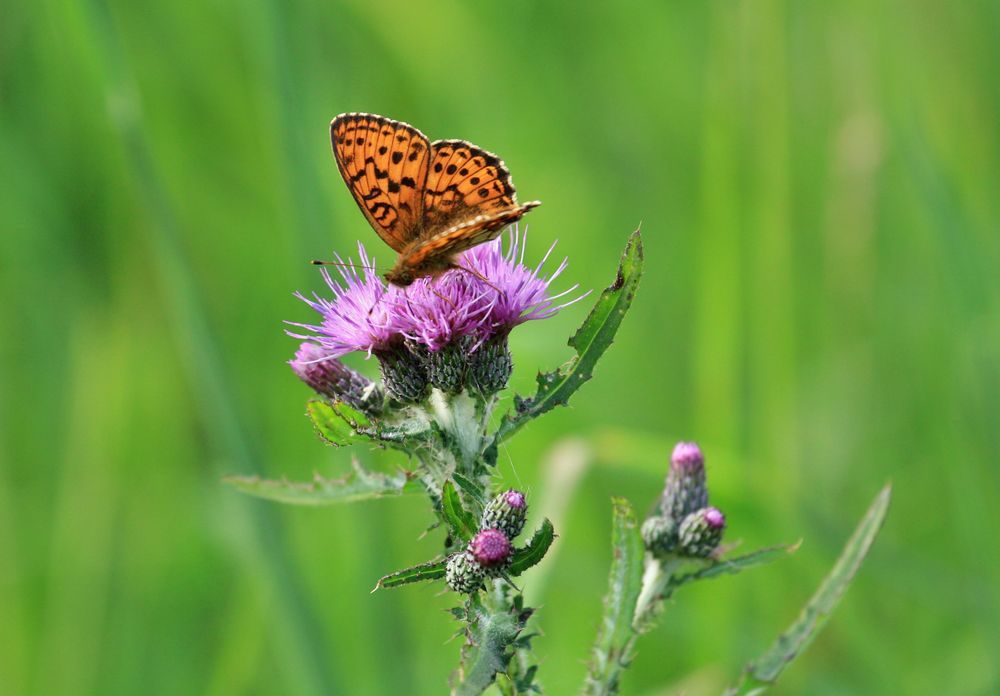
[660,442,708,521]
[446,551,486,594]
[678,507,726,558]
[290,342,382,415]
[481,489,528,539]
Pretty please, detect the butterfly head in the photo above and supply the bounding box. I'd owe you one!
[384,267,416,287]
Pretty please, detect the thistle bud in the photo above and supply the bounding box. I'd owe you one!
[467,334,513,396]
[469,528,513,575]
[445,551,485,594]
[640,515,678,556]
[375,342,429,403]
[290,343,382,415]
[678,507,726,558]
[661,442,708,522]
[480,489,528,539]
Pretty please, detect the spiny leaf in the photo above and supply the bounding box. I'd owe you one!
[724,484,892,695]
[454,594,527,696]
[373,558,447,591]
[583,498,645,695]
[442,480,479,541]
[509,519,556,576]
[666,541,799,594]
[223,460,418,506]
[489,229,643,447]
[307,399,362,446]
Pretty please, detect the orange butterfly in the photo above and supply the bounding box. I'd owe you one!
[328,113,540,287]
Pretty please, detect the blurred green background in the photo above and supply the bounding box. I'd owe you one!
[2,0,999,693]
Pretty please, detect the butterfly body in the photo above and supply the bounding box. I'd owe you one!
[330,113,540,287]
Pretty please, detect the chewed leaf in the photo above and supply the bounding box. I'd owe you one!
[307,399,432,448]
[224,460,418,506]
[373,558,447,591]
[724,485,892,695]
[509,519,556,576]
[486,230,643,451]
[442,480,479,541]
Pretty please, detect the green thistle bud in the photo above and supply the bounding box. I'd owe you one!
[678,507,726,558]
[445,551,485,594]
[640,515,678,556]
[467,333,513,396]
[480,489,528,539]
[661,442,708,522]
[375,342,429,403]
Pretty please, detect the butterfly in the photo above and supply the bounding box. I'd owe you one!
[328,113,540,287]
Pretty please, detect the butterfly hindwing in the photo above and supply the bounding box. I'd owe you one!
[422,140,520,232]
[331,113,430,252]
[405,202,540,268]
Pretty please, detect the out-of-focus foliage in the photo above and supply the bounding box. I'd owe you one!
[1,0,998,693]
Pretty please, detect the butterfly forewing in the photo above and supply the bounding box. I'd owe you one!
[331,113,430,252]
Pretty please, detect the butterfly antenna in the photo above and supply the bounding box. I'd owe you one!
[310,259,377,273]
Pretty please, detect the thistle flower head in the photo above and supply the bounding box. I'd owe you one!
[288,227,586,359]
[469,528,513,568]
[289,341,381,413]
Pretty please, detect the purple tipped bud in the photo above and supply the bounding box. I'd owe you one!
[660,440,709,522]
[704,507,725,529]
[469,529,513,569]
[678,506,726,558]
[481,490,528,539]
[445,551,485,594]
[290,343,382,414]
[671,442,705,469]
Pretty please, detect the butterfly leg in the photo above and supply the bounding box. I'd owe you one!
[450,263,507,301]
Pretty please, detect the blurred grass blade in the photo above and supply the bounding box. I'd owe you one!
[373,558,447,591]
[487,230,643,451]
[442,480,479,541]
[509,519,556,576]
[724,484,892,695]
[224,461,418,505]
[583,498,645,695]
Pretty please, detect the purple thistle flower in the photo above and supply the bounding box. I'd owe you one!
[288,227,587,357]
[469,528,513,568]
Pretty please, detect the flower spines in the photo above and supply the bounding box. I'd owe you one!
[375,343,429,403]
[467,334,513,396]
[678,507,726,558]
[480,489,528,539]
[446,551,485,594]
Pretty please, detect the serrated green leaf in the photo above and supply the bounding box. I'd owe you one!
[223,460,418,506]
[373,558,447,591]
[442,480,479,541]
[307,399,433,449]
[489,230,643,446]
[509,519,555,576]
[724,485,892,695]
[583,498,645,695]
[455,594,527,696]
